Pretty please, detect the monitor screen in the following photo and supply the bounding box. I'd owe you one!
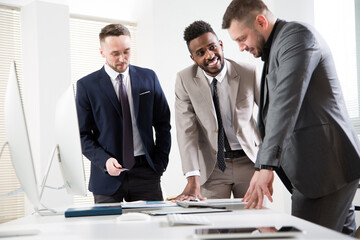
[54,85,87,196]
[4,62,41,210]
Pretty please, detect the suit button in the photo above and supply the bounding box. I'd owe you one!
[213,150,217,155]
[214,128,218,133]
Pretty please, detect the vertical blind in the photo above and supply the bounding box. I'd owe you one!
[0,6,25,223]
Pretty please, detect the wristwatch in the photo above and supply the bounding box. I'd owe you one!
[260,165,276,170]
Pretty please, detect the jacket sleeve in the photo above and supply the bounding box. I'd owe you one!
[76,80,111,172]
[257,23,322,167]
[175,72,201,174]
[151,72,171,173]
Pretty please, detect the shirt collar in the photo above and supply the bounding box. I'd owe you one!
[261,19,280,62]
[104,64,130,81]
[202,62,228,85]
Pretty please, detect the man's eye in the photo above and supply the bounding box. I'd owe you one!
[196,51,204,56]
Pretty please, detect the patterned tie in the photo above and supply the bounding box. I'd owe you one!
[117,74,135,169]
[212,78,231,172]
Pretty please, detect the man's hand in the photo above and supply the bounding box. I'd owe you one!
[244,169,274,209]
[105,158,127,176]
[172,176,207,201]
[243,171,259,202]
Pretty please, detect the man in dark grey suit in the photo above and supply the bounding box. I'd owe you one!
[222,0,360,235]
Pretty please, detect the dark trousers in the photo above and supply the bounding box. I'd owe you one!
[291,179,358,236]
[93,155,163,203]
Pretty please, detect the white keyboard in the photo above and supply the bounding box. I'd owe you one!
[167,214,211,226]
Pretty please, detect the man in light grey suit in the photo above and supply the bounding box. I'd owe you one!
[222,0,360,235]
[174,21,260,201]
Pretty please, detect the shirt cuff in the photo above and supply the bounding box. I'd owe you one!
[185,170,200,178]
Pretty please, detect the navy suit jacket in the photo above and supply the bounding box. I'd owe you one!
[76,65,171,195]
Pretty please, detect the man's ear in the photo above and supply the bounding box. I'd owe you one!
[190,54,195,63]
[100,47,105,58]
[255,15,268,30]
[219,40,224,51]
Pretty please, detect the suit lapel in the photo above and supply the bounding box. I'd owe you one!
[260,20,287,137]
[226,60,240,121]
[193,66,218,150]
[129,65,140,120]
[194,67,217,122]
[98,67,123,118]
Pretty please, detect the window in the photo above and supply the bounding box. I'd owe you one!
[0,6,25,223]
[314,0,360,132]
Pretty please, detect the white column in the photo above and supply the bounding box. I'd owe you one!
[21,0,72,212]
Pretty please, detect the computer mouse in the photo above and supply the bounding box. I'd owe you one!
[116,212,151,222]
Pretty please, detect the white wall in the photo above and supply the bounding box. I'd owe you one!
[0,0,317,215]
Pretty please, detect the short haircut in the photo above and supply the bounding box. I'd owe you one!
[183,20,217,49]
[222,0,269,29]
[99,24,131,43]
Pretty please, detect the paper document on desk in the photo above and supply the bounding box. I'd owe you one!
[177,198,246,208]
[143,208,231,216]
[176,201,226,209]
[204,198,246,204]
[121,200,177,209]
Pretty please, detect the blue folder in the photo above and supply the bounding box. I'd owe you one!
[65,204,122,218]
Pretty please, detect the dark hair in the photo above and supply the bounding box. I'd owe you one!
[99,24,131,43]
[183,20,217,48]
[222,0,269,29]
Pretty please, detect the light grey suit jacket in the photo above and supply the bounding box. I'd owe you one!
[175,59,261,185]
[256,20,360,198]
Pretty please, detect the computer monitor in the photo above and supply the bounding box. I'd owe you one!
[53,85,87,196]
[4,61,41,211]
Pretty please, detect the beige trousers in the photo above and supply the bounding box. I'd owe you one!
[200,155,254,199]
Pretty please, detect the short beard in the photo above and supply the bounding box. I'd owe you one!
[200,59,225,76]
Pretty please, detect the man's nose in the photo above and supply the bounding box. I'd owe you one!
[238,43,247,52]
[205,49,214,59]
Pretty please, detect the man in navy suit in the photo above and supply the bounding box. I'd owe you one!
[76,24,171,203]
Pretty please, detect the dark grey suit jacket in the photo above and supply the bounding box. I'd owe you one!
[256,20,360,198]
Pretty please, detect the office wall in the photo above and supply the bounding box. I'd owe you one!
[0,0,316,214]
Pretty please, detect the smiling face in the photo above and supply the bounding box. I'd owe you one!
[188,32,225,77]
[100,35,131,73]
[228,19,266,58]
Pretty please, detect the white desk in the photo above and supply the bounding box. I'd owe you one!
[0,204,354,239]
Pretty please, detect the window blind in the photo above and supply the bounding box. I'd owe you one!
[0,5,25,223]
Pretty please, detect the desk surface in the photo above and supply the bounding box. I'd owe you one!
[0,203,353,239]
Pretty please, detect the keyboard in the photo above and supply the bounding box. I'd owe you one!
[167,214,211,226]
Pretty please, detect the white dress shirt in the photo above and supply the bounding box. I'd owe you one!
[104,64,145,157]
[185,63,242,178]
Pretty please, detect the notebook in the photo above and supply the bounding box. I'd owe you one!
[64,204,122,218]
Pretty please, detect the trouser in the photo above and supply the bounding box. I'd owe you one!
[200,155,254,198]
[93,155,163,203]
[291,179,358,236]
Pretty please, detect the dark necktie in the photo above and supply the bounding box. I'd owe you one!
[212,78,231,172]
[118,74,135,169]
